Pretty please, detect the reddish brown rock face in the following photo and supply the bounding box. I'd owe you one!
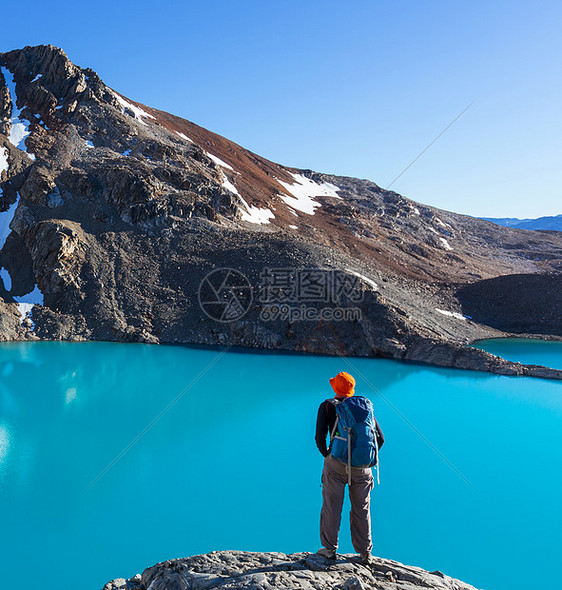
[1,45,561,378]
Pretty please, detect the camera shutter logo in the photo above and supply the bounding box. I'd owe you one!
[198,268,253,322]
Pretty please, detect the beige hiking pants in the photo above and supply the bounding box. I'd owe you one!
[320,454,374,555]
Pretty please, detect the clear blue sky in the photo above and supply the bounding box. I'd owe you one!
[2,0,561,218]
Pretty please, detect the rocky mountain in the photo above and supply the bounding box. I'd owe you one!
[480,214,562,231]
[1,45,561,378]
[103,550,480,590]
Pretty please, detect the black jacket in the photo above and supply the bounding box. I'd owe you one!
[315,397,385,457]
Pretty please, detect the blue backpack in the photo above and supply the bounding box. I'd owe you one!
[329,396,380,485]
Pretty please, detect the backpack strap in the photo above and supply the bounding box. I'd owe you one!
[347,427,352,487]
[329,398,353,486]
[327,398,341,450]
[373,419,380,485]
[330,415,339,442]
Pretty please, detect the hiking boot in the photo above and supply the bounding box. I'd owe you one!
[316,547,336,560]
[360,552,374,565]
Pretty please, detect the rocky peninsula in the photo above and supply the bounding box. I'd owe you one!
[0,45,561,379]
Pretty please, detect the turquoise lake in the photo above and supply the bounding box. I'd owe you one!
[1,340,561,590]
[472,337,562,371]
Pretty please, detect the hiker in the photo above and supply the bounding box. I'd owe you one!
[315,371,384,565]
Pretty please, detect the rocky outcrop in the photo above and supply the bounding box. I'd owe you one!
[103,551,480,590]
[456,273,562,336]
[1,45,561,378]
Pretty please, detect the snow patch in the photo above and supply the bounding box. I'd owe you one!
[439,237,453,251]
[176,131,193,142]
[0,66,34,158]
[288,225,298,229]
[434,217,452,229]
[0,147,9,180]
[0,193,20,249]
[435,308,467,321]
[345,269,378,291]
[207,152,233,171]
[0,267,12,291]
[112,92,155,125]
[219,169,273,224]
[209,156,247,210]
[238,195,275,225]
[17,302,34,319]
[277,173,341,215]
[217,166,273,225]
[122,149,132,156]
[31,73,43,83]
[220,172,240,196]
[412,207,420,215]
[13,283,43,326]
[85,140,94,149]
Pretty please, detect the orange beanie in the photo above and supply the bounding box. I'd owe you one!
[329,371,355,397]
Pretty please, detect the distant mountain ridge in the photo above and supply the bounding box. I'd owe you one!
[480,214,562,231]
[1,44,562,379]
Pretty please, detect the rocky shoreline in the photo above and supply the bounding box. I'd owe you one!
[103,550,481,590]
